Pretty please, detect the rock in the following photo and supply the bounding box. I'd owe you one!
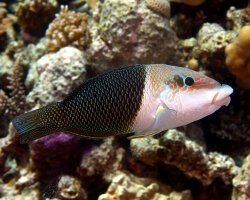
[56,175,87,200]
[26,46,87,108]
[192,23,236,67]
[78,138,124,182]
[232,154,250,200]
[87,0,178,69]
[130,129,238,185]
[226,6,250,32]
[98,170,193,200]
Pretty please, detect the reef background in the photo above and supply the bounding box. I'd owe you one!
[0,0,249,199]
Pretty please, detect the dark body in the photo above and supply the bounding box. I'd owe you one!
[61,64,146,135]
[13,65,147,143]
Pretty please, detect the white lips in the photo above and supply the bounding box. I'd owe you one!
[212,84,233,106]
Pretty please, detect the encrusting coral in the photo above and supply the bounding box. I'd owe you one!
[46,5,89,52]
[0,3,17,51]
[225,25,250,89]
[16,0,58,37]
[145,0,170,18]
[0,58,26,118]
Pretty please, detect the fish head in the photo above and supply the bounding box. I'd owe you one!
[161,67,233,125]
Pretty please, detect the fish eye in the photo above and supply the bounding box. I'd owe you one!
[185,77,194,86]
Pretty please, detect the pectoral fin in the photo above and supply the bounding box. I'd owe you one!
[152,105,177,130]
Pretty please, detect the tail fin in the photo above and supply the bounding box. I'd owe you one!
[13,102,61,143]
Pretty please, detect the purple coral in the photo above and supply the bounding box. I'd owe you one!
[31,132,80,178]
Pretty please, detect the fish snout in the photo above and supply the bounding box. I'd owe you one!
[211,84,233,106]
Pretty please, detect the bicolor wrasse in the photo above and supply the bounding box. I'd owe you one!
[13,64,233,143]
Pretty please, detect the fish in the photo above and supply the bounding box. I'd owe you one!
[13,64,233,143]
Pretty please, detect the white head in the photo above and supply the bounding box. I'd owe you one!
[161,67,233,127]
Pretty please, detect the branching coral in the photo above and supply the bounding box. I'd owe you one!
[16,0,58,37]
[145,0,170,18]
[225,26,250,88]
[0,59,26,118]
[46,5,89,52]
[0,3,17,50]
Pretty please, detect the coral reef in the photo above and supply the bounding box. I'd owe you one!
[0,0,249,199]
[46,5,89,52]
[192,23,236,68]
[0,59,26,118]
[86,0,178,69]
[26,46,87,108]
[225,25,250,88]
[130,129,238,185]
[0,124,38,199]
[31,133,80,178]
[0,123,28,169]
[232,154,250,199]
[16,0,58,37]
[0,54,14,91]
[56,175,87,200]
[78,138,124,182]
[145,0,170,18]
[0,38,47,96]
[98,170,193,200]
[0,3,17,51]
[226,6,250,32]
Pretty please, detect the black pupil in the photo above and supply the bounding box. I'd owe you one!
[185,77,194,86]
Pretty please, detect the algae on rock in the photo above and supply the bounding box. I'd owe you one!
[131,129,238,185]
[86,0,179,69]
[26,47,87,108]
[98,170,193,200]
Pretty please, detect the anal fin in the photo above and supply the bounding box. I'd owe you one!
[127,130,159,139]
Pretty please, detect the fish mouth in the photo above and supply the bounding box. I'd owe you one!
[211,84,233,106]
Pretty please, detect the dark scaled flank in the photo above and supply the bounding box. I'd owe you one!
[61,65,147,136]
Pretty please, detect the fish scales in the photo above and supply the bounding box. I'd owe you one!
[61,64,147,135]
[13,64,233,143]
[14,65,148,143]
